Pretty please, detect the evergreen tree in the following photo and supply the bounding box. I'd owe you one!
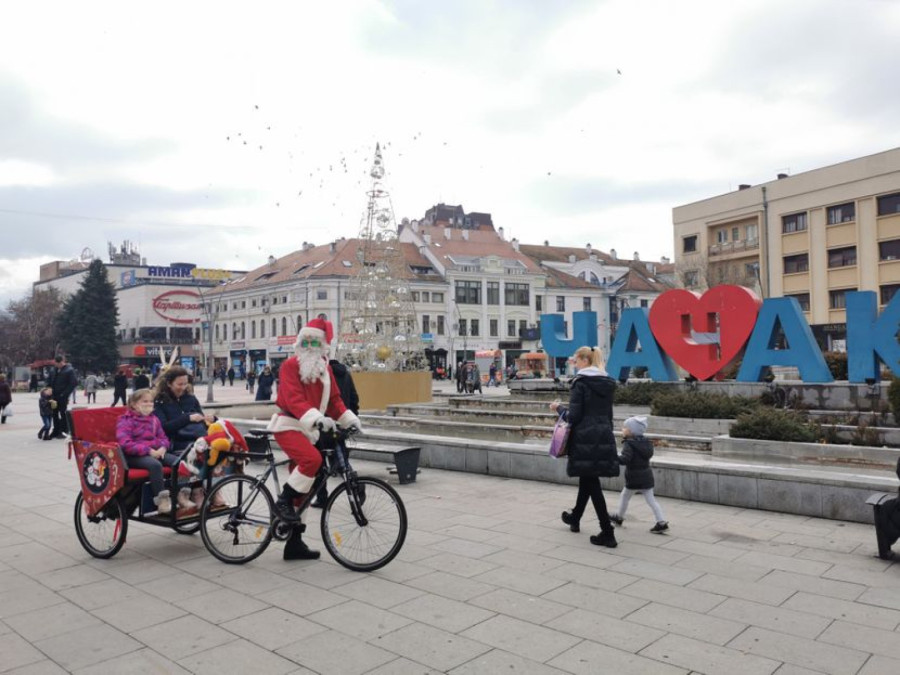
[58,260,120,373]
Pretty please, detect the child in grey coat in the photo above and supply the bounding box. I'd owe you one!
[611,415,669,533]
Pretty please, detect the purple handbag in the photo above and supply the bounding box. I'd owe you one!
[549,417,570,458]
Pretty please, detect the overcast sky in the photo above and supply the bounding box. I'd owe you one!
[3,0,900,306]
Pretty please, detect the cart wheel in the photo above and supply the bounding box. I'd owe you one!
[321,477,407,572]
[74,493,127,559]
[174,518,200,535]
[200,476,274,564]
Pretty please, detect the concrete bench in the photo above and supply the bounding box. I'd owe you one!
[348,441,421,485]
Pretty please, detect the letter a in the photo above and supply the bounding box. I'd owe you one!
[607,308,677,382]
[737,298,833,382]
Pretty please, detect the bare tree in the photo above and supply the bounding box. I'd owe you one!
[0,287,65,369]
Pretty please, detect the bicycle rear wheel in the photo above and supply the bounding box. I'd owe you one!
[321,477,407,572]
[200,476,275,564]
[74,493,127,559]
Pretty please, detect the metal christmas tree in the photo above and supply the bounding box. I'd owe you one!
[337,144,425,371]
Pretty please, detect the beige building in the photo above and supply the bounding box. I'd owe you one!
[673,147,900,348]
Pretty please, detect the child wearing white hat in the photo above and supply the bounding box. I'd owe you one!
[611,415,668,533]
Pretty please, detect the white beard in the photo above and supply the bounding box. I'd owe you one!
[298,348,328,383]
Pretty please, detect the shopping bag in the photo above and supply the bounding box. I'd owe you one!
[548,417,570,458]
[3,404,12,417]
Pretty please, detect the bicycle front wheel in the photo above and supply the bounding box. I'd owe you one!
[321,477,407,572]
[200,476,274,564]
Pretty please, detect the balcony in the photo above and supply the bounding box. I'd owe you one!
[707,238,759,257]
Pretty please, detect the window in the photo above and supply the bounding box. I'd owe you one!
[251,299,257,308]
[717,230,728,243]
[437,315,445,335]
[879,239,900,261]
[411,291,420,302]
[583,297,592,311]
[316,289,327,300]
[232,302,238,310]
[829,288,854,309]
[422,315,430,334]
[519,320,527,337]
[881,284,900,305]
[505,283,529,306]
[490,319,498,337]
[507,319,516,337]
[782,212,808,233]
[470,319,480,337]
[878,192,900,216]
[536,295,542,312]
[683,235,698,253]
[241,301,246,309]
[260,320,265,338]
[282,317,287,335]
[641,299,649,308]
[556,296,565,312]
[458,319,467,336]
[828,246,857,268]
[251,322,256,339]
[241,322,246,339]
[296,316,303,331]
[422,292,430,303]
[784,253,809,274]
[745,263,759,277]
[732,227,740,241]
[684,270,699,287]
[272,318,277,336]
[487,282,499,305]
[282,296,287,304]
[432,292,444,303]
[215,324,220,340]
[455,280,481,304]
[223,324,228,340]
[827,202,855,224]
[786,293,810,311]
[746,224,759,242]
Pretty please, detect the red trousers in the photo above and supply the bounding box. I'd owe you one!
[273,430,323,478]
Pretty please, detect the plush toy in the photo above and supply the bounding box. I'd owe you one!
[185,419,249,476]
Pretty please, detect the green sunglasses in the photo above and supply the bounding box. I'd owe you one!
[300,338,323,348]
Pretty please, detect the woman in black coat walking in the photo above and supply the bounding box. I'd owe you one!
[551,346,620,548]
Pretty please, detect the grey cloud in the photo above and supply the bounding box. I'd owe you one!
[0,75,175,171]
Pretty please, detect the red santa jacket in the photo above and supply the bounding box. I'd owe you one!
[270,355,355,439]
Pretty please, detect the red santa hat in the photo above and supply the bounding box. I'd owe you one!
[295,317,334,352]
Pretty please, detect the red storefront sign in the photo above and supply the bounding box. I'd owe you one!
[152,290,202,324]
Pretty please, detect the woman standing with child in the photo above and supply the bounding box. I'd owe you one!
[550,346,620,548]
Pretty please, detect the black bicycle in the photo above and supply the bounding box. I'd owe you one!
[199,427,408,571]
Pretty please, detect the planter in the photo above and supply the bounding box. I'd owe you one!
[714,435,900,470]
[352,371,432,410]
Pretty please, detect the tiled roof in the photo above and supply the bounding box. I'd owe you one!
[518,243,619,266]
[540,265,596,290]
[616,263,674,293]
[414,223,543,273]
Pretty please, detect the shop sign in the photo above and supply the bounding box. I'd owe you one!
[277,335,295,345]
[231,341,245,349]
[152,290,202,324]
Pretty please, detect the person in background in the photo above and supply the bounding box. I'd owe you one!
[227,366,235,386]
[133,368,150,392]
[552,346,620,548]
[83,372,100,404]
[456,361,465,393]
[50,356,77,438]
[256,366,275,401]
[112,369,128,406]
[29,373,39,393]
[0,374,11,423]
[247,368,257,394]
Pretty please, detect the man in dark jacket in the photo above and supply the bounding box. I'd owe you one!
[227,367,235,386]
[133,369,150,392]
[50,356,77,438]
[112,369,128,406]
[311,359,361,508]
[874,458,900,560]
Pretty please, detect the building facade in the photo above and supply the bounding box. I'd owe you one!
[673,147,900,349]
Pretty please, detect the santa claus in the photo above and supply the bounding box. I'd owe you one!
[267,317,361,559]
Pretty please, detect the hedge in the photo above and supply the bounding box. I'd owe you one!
[729,408,819,443]
[650,391,759,419]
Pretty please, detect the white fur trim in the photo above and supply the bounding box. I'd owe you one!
[265,412,320,443]
[319,367,330,413]
[299,408,324,435]
[286,470,315,493]
[337,410,361,430]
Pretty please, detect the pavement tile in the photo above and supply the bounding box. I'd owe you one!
[101,558,178,585]
[548,562,638,591]
[256,579,349,615]
[178,638,297,675]
[34,623,143,672]
[710,597,832,639]
[60,578,151,611]
[626,602,746,645]
[173,586,269,624]
[480,548,568,574]
[542,582,648,619]
[547,638,687,675]
[406,571,494,602]
[90,595,187,633]
[366,559,434,584]
[619,577,727,613]
[823,564,900,589]
[416,552,500,578]
[659,537,748,561]
[277,627,396,675]
[608,559,703,586]
[858,655,900,675]
[72,648,190,674]
[306,599,413,640]
[35,564,112,592]
[130,614,233,661]
[781,591,900,630]
[220,607,328,651]
[429,537,505,559]
[469,587,569,625]
[449,648,570,674]
[728,626,869,675]
[372,622,493,671]
[134,571,221,602]
[392,592,496,632]
[0,631,46,672]
[857,586,900,611]
[819,620,900,660]
[5,601,103,642]
[673,553,771,581]
[760,569,867,601]
[732,550,833,576]
[364,657,444,675]
[539,544,622,569]
[687,573,797,606]
[471,566,568,596]
[6,660,69,674]
[0,585,64,619]
[640,632,781,675]
[545,608,665,652]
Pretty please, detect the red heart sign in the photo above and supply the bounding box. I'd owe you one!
[648,285,762,381]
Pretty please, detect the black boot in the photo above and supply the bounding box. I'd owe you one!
[284,524,320,560]
[590,528,618,548]
[561,511,580,532]
[275,484,302,522]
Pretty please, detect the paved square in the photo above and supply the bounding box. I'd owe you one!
[0,387,898,673]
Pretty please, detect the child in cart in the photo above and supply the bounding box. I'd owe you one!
[116,389,194,515]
